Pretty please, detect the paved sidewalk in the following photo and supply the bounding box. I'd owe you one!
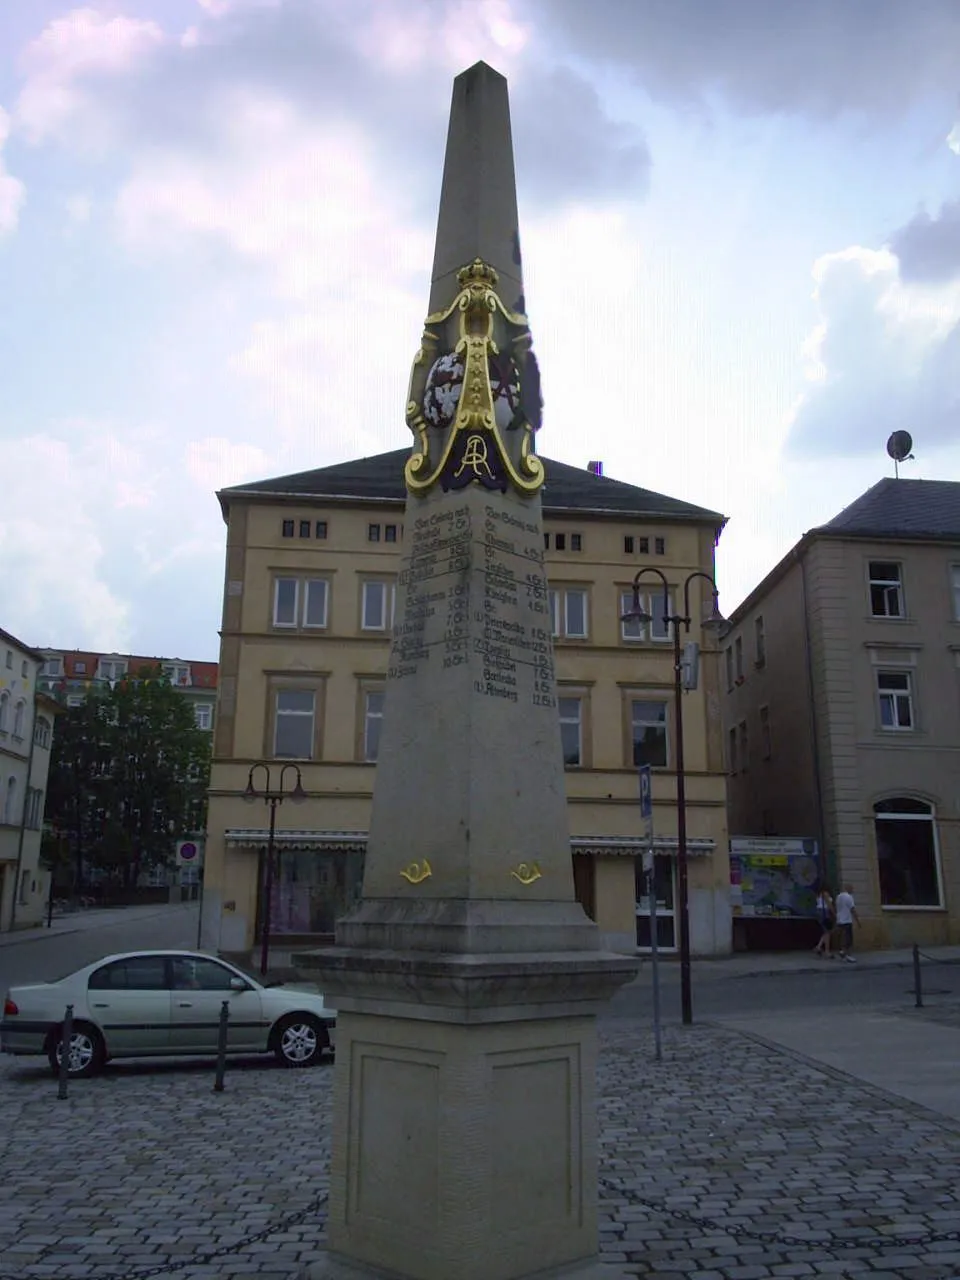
[2,1006,960,1279]
[630,942,960,983]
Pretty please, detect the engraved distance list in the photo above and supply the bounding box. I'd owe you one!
[389,502,556,706]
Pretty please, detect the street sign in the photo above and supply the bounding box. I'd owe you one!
[176,840,199,864]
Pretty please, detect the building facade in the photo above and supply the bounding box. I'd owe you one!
[203,449,730,960]
[723,477,960,950]
[0,627,59,930]
[37,649,218,731]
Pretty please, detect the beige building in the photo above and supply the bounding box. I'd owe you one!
[723,477,960,950]
[202,449,730,961]
[0,627,59,931]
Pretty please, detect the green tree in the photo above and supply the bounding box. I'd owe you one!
[45,669,211,890]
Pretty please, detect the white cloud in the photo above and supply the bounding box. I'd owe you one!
[788,246,960,454]
[15,6,164,145]
[0,109,25,236]
[64,192,92,224]
[185,437,272,491]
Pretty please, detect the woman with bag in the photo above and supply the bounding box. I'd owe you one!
[813,885,835,958]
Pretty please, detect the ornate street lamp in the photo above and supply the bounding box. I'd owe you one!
[621,568,725,1025]
[242,763,308,976]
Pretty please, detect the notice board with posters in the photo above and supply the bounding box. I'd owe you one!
[729,837,820,919]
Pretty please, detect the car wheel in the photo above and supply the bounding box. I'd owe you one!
[46,1022,105,1079]
[273,1014,328,1068]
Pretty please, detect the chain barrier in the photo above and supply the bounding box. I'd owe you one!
[599,1174,960,1254]
[0,1190,329,1280]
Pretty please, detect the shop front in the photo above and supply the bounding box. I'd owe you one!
[729,836,821,951]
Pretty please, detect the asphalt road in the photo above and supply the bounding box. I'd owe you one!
[0,901,200,991]
[2,902,952,1027]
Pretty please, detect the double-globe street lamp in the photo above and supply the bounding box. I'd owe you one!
[621,568,725,1026]
[243,762,307,976]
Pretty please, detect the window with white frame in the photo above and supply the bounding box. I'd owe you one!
[25,787,43,830]
[12,700,25,738]
[619,590,672,643]
[194,704,212,731]
[66,695,85,708]
[42,657,62,677]
[877,669,914,730]
[273,578,299,628]
[163,664,191,686]
[98,659,127,682]
[303,579,329,628]
[361,581,395,631]
[631,700,668,768]
[952,565,960,621]
[272,577,329,630]
[550,588,589,639]
[34,717,51,749]
[869,562,903,618]
[363,690,385,761]
[558,696,582,766]
[874,797,942,907]
[273,689,316,759]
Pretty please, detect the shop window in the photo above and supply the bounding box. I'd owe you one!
[273,689,316,759]
[875,797,942,908]
[869,562,903,618]
[631,700,668,769]
[877,669,914,730]
[266,849,364,935]
[558,697,582,767]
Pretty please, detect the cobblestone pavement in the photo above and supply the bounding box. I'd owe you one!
[2,1024,960,1280]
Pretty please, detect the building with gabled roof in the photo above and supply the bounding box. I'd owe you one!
[723,475,960,951]
[202,447,732,966]
[36,650,218,731]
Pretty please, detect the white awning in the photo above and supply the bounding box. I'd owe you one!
[224,829,715,859]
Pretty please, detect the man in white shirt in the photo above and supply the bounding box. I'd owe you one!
[835,884,860,962]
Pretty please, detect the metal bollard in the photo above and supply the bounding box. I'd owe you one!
[913,943,924,1009]
[213,999,229,1092]
[57,1004,74,1100]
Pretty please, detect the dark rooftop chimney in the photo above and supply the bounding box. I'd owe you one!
[587,460,603,476]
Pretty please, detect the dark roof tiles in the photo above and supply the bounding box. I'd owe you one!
[816,477,960,541]
[222,447,725,524]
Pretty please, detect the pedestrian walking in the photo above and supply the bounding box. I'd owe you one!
[813,885,835,958]
[835,883,860,962]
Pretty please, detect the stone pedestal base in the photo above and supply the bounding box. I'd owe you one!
[314,1007,612,1280]
[298,1254,630,1279]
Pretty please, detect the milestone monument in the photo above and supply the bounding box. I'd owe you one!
[301,61,638,1280]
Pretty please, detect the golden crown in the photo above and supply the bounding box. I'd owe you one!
[457,257,499,289]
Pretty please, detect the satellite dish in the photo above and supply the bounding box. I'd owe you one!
[886,430,913,462]
[886,431,915,478]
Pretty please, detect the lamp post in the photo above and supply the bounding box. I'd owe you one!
[242,763,307,976]
[622,568,725,1025]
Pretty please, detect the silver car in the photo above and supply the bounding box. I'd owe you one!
[1,950,336,1077]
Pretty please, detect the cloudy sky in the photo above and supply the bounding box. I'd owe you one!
[3,0,960,662]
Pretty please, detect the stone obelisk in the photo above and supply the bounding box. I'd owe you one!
[301,61,637,1280]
